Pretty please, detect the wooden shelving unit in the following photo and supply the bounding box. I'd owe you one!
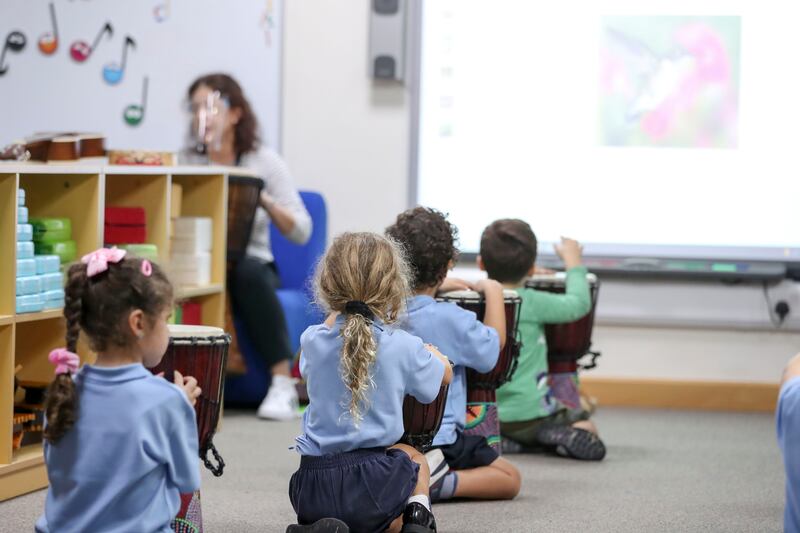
[0,162,247,501]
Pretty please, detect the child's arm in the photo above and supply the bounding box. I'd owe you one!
[475,278,507,349]
[527,237,592,324]
[164,393,201,494]
[783,353,800,385]
[426,344,453,385]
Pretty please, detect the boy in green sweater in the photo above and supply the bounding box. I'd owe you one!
[480,219,606,460]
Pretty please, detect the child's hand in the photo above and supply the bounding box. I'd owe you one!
[425,344,453,385]
[474,278,502,294]
[438,277,474,293]
[174,370,202,406]
[554,237,583,270]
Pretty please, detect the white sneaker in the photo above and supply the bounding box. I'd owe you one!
[424,448,450,486]
[257,374,301,421]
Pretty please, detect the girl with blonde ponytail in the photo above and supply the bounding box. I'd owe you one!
[288,233,453,533]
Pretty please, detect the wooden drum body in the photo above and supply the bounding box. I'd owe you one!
[437,290,522,452]
[149,325,231,533]
[525,273,600,409]
[226,175,263,264]
[400,384,450,452]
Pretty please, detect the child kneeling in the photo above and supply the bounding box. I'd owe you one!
[288,233,453,533]
[481,220,606,460]
[387,207,521,502]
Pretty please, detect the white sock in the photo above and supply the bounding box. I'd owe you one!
[407,494,431,512]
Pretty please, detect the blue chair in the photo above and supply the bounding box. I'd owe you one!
[225,191,327,406]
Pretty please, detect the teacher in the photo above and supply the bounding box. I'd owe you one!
[185,73,312,421]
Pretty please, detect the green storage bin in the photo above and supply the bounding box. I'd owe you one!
[118,244,159,262]
[30,218,72,243]
[35,240,77,264]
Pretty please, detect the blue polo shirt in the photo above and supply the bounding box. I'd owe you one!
[36,364,200,533]
[778,376,800,533]
[400,295,499,446]
[295,316,446,456]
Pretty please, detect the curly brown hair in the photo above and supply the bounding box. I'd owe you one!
[43,254,173,443]
[386,207,459,291]
[480,219,538,283]
[188,73,261,157]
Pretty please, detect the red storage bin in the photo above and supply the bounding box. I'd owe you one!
[105,206,146,244]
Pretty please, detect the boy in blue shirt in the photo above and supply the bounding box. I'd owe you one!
[778,352,800,533]
[387,207,521,502]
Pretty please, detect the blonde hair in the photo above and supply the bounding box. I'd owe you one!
[315,232,410,425]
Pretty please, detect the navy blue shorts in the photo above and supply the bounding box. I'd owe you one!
[437,431,499,470]
[289,448,419,533]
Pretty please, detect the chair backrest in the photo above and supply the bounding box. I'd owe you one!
[269,191,327,291]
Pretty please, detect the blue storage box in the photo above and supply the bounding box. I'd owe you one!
[17,224,33,242]
[17,241,34,260]
[18,206,28,224]
[35,255,60,275]
[41,272,64,291]
[17,258,35,277]
[43,297,65,310]
[16,276,42,296]
[17,188,25,206]
[42,288,65,301]
[16,293,44,314]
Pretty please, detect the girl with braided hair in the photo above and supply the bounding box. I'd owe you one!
[288,233,453,533]
[36,249,202,533]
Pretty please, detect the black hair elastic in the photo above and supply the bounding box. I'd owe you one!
[344,300,374,321]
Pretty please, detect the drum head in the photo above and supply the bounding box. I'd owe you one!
[168,324,225,339]
[438,289,521,303]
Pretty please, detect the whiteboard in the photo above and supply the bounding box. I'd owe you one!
[0,0,283,153]
[410,0,800,263]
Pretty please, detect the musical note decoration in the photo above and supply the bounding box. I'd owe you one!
[103,36,135,85]
[38,3,59,55]
[70,22,113,63]
[154,0,171,23]
[260,0,275,47]
[124,76,148,126]
[0,31,27,76]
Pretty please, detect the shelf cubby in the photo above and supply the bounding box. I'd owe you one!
[104,173,170,263]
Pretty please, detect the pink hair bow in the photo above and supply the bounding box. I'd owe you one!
[49,348,80,375]
[81,248,127,278]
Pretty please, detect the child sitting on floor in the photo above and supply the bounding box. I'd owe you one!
[288,232,453,533]
[480,219,606,460]
[387,207,521,502]
[36,249,201,532]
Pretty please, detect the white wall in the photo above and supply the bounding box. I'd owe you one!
[281,0,800,385]
[282,0,409,237]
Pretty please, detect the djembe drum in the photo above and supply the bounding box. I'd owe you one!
[400,384,450,452]
[150,325,231,533]
[437,290,521,452]
[525,273,600,409]
[224,175,263,374]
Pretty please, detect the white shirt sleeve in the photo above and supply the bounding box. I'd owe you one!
[259,148,313,244]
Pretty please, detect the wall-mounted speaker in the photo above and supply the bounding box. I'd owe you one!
[369,0,406,82]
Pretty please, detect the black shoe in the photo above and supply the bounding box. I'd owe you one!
[536,425,606,461]
[286,518,350,533]
[401,502,437,533]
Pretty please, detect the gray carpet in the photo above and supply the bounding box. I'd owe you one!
[0,408,785,532]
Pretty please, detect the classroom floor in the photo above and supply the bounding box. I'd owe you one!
[0,407,784,533]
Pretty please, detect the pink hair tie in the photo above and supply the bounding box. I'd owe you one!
[49,348,80,375]
[141,259,152,277]
[81,247,127,278]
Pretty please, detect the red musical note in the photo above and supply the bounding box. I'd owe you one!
[154,0,171,23]
[69,22,112,63]
[103,36,135,85]
[38,3,59,55]
[0,31,27,76]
